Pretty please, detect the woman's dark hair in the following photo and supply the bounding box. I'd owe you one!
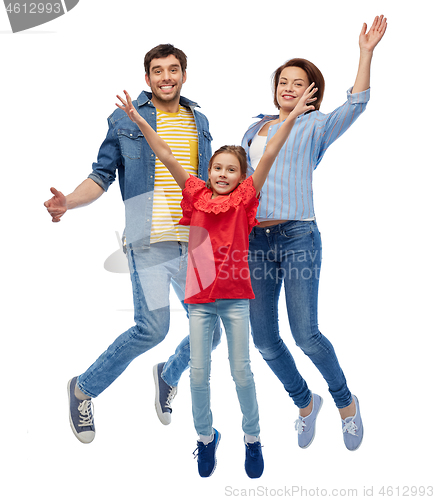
[144,44,187,75]
[206,145,248,189]
[272,58,325,111]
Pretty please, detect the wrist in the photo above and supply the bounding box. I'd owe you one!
[134,115,145,126]
[65,196,76,210]
[359,48,374,60]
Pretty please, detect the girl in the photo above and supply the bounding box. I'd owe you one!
[241,15,387,452]
[116,83,317,478]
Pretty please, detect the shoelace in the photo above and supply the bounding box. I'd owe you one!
[192,441,206,460]
[294,417,306,435]
[78,399,94,428]
[165,386,177,409]
[246,442,262,458]
[342,418,358,436]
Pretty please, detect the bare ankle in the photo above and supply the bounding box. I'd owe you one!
[339,398,356,420]
[299,396,313,418]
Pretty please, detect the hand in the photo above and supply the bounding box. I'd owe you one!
[359,15,387,53]
[44,187,67,222]
[291,83,318,117]
[116,91,142,124]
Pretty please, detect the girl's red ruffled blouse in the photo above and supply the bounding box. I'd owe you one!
[180,175,259,304]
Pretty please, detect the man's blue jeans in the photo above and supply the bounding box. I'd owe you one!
[189,300,260,437]
[248,220,352,409]
[77,241,221,398]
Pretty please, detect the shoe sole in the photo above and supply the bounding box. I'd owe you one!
[153,364,171,425]
[67,378,95,444]
[300,395,323,449]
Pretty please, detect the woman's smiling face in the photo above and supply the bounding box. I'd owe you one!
[276,66,310,113]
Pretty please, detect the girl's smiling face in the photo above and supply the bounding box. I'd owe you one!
[208,153,245,198]
[276,66,310,113]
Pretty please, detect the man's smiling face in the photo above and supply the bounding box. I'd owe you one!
[145,54,187,111]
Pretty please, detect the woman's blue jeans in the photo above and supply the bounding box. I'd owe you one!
[248,220,352,409]
[189,299,260,437]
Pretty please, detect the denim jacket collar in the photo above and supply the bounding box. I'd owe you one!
[137,91,200,109]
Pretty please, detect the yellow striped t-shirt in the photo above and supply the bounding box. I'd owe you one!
[150,106,198,243]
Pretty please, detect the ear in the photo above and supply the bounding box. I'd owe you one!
[182,70,187,85]
[239,174,246,184]
[145,73,151,88]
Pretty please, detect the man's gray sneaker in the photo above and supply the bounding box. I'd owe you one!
[153,363,177,425]
[67,377,95,444]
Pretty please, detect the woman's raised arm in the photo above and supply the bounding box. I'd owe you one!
[352,15,388,94]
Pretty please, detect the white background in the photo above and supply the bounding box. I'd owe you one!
[1,1,433,498]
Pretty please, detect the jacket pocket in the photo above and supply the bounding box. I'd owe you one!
[118,129,143,160]
[202,130,213,142]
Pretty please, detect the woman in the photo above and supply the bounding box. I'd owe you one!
[241,15,387,451]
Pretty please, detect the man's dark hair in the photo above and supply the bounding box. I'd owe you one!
[144,44,187,75]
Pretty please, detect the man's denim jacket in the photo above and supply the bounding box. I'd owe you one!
[88,91,213,250]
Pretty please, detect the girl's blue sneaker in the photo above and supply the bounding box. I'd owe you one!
[245,441,264,478]
[294,393,323,448]
[193,429,221,477]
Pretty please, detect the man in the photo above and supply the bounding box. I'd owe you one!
[44,44,220,443]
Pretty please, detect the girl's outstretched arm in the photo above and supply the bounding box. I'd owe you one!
[116,91,190,189]
[352,15,387,94]
[251,84,318,194]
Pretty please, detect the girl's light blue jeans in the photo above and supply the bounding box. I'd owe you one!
[188,299,260,437]
[248,220,353,409]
